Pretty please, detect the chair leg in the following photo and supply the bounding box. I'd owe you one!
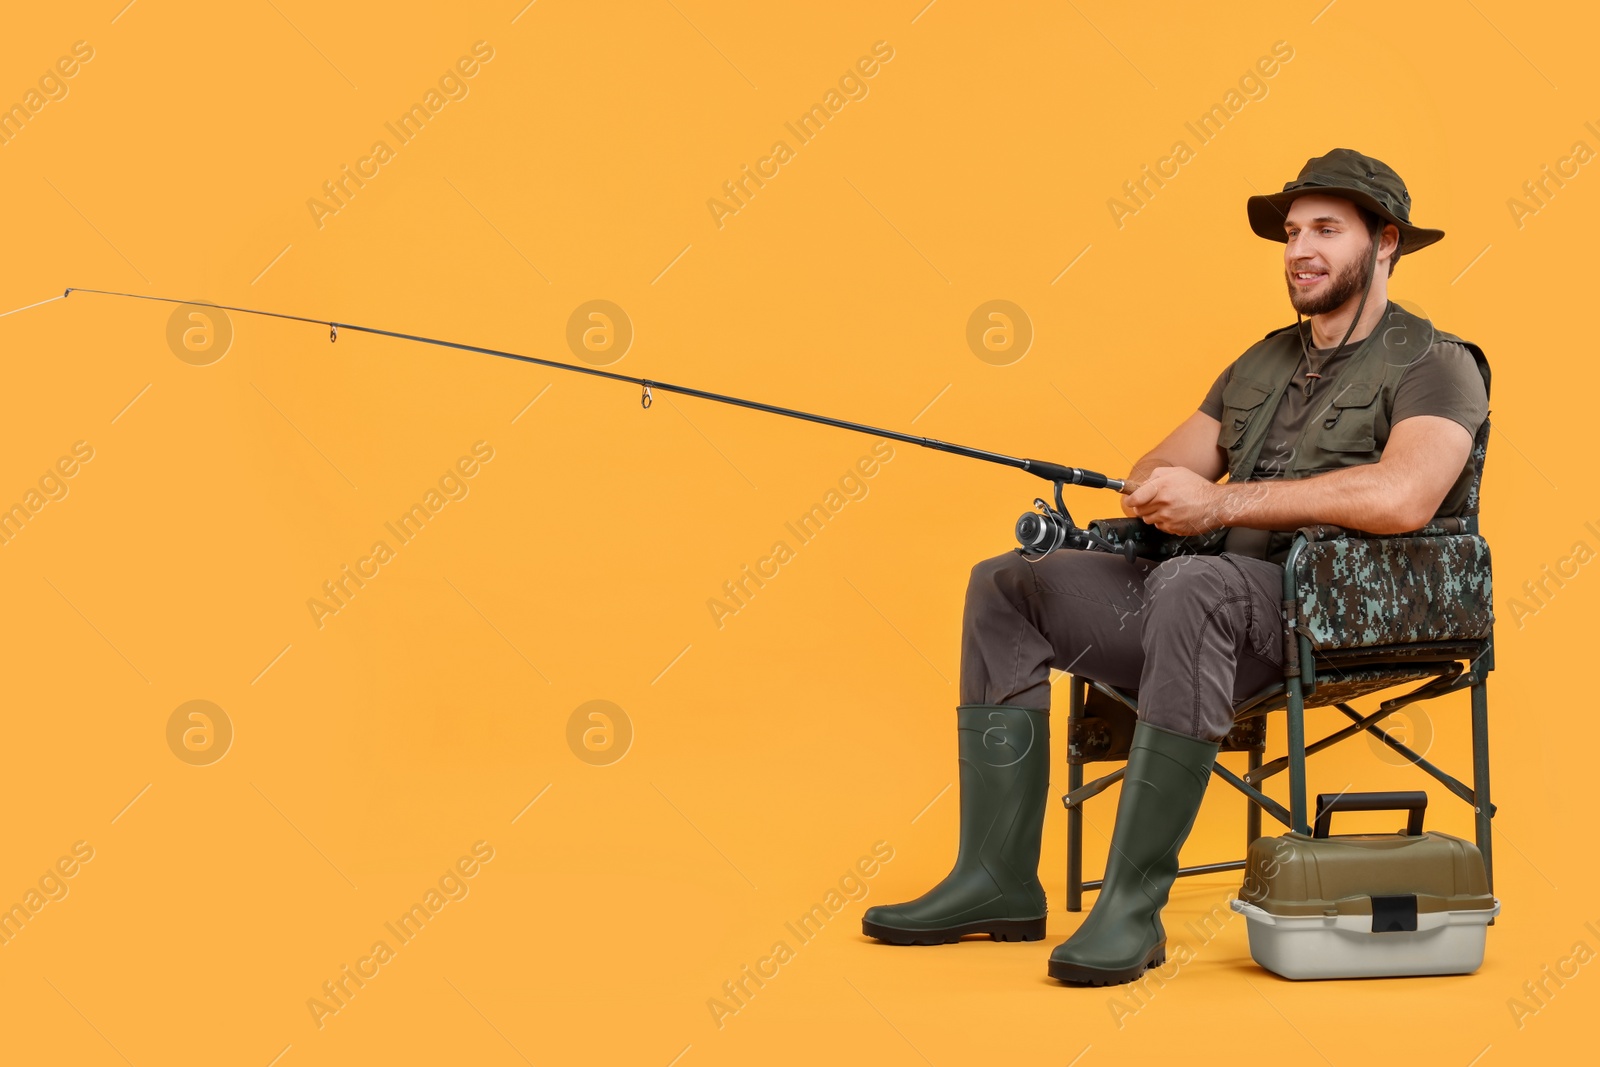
[1287,675,1310,834]
[1471,673,1494,917]
[1066,675,1084,913]
[1246,744,1263,847]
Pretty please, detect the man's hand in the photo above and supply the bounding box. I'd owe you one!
[1121,466,1232,535]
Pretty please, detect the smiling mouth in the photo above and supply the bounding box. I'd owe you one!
[1292,270,1327,287]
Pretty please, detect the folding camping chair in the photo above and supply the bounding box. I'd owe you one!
[1061,415,1496,913]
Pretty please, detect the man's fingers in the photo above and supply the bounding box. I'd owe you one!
[1124,480,1164,509]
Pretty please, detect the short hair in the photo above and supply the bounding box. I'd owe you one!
[1355,204,1402,277]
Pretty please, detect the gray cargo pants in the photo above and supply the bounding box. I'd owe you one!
[959,547,1286,742]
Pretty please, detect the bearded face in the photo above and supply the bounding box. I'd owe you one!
[1285,231,1377,315]
[1282,195,1381,316]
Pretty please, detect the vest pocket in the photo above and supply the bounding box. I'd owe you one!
[1318,380,1381,452]
[1217,377,1275,450]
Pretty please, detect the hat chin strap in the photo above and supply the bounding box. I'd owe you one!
[1293,220,1383,389]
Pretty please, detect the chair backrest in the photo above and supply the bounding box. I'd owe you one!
[1463,413,1491,524]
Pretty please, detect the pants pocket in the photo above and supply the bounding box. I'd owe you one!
[1220,554,1281,664]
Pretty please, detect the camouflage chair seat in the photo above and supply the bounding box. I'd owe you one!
[1059,416,1496,914]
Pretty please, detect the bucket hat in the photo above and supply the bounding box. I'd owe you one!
[1247,148,1444,252]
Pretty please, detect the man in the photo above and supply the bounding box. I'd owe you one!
[861,149,1490,986]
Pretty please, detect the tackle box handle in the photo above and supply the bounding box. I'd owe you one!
[1312,790,1427,838]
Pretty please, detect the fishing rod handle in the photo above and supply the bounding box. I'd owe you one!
[1022,459,1125,492]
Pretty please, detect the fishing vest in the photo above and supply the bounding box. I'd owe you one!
[1216,300,1490,541]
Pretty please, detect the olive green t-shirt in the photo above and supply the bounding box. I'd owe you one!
[1197,335,1488,563]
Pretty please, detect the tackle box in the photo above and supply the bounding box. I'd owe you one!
[1229,791,1499,979]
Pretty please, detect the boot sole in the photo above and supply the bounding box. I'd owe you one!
[1048,944,1165,985]
[862,916,1047,945]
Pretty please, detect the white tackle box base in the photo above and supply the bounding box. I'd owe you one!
[1229,897,1501,979]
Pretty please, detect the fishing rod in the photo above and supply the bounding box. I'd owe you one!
[60,286,1131,557]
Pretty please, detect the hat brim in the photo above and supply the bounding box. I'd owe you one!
[1247,186,1444,253]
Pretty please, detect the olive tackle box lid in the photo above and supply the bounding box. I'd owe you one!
[1229,791,1499,979]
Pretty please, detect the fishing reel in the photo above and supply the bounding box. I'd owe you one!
[1014,480,1137,562]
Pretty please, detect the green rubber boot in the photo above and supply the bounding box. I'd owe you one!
[863,704,1049,945]
[1048,720,1219,984]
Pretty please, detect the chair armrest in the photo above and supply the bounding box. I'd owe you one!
[1284,528,1494,652]
[1290,516,1477,544]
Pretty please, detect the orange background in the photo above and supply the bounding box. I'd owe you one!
[0,1,1594,1063]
